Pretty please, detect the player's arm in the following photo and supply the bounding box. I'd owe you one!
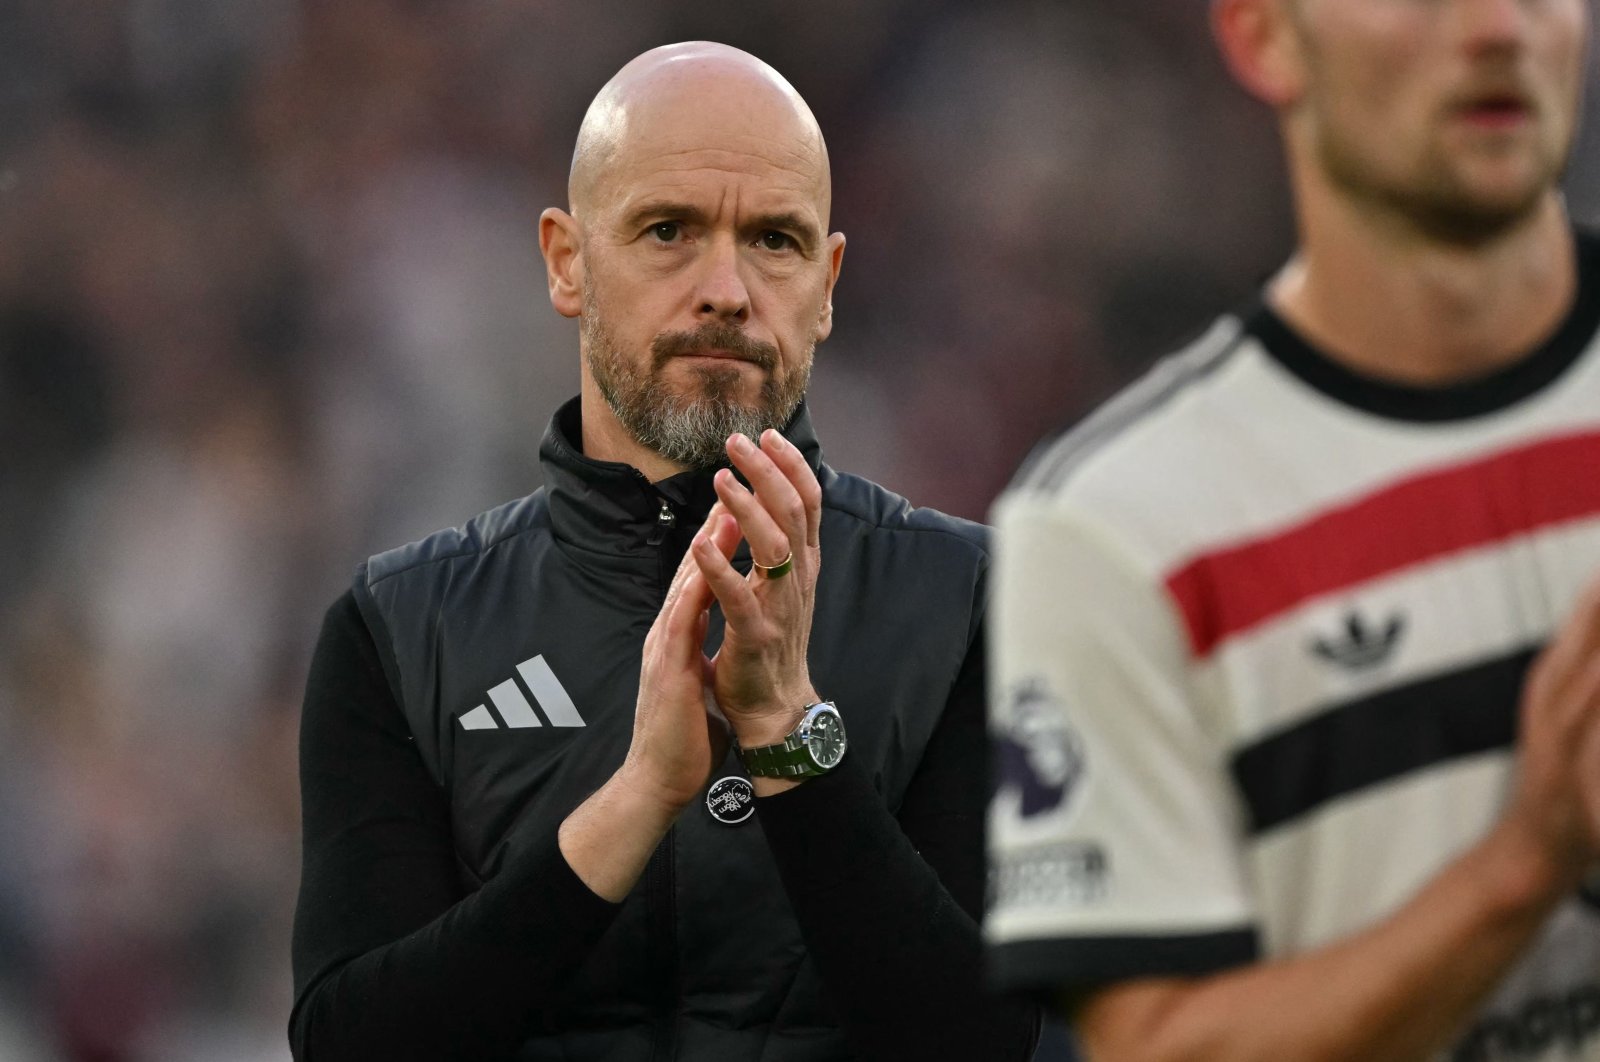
[1076,825,1568,1062]
[1075,575,1600,1062]
[985,495,1600,1062]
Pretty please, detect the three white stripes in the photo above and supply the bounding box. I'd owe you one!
[460,655,584,730]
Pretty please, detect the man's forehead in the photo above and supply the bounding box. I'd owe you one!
[570,43,832,222]
[620,135,822,185]
[596,122,827,223]
[612,176,823,227]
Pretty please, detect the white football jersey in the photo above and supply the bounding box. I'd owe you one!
[986,234,1600,1061]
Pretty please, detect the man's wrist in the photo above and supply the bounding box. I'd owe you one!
[559,765,685,903]
[730,711,805,749]
[612,757,701,821]
[727,686,819,748]
[1472,817,1578,921]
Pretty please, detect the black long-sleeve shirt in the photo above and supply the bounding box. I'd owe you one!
[290,590,1037,1061]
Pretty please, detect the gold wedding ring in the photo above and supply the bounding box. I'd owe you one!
[753,551,794,579]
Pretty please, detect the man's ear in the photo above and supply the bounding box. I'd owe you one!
[1213,0,1308,109]
[814,232,846,343]
[539,208,584,319]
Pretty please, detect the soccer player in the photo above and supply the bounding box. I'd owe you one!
[986,1,1600,1059]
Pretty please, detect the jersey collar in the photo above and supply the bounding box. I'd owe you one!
[1248,229,1600,423]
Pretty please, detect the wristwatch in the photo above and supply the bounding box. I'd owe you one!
[738,702,848,778]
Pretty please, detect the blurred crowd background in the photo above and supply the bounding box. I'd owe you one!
[1,2,1597,1059]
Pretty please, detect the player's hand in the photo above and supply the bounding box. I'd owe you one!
[618,509,731,813]
[1499,574,1600,892]
[691,429,822,749]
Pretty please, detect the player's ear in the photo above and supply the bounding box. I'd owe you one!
[1213,0,1308,109]
[814,232,846,343]
[540,207,584,319]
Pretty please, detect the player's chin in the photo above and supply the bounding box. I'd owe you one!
[1459,167,1555,221]
[1455,135,1562,197]
[1421,153,1554,227]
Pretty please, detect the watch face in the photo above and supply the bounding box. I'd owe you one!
[804,707,847,769]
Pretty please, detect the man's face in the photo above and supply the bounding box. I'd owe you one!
[576,96,841,469]
[1289,0,1588,242]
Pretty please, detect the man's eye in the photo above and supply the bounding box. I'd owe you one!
[758,231,793,252]
[651,222,681,242]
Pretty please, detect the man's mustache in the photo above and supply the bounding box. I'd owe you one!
[651,324,779,372]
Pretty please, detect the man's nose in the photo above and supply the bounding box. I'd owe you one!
[1459,0,1527,56]
[694,235,751,322]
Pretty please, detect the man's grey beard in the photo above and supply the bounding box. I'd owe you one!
[582,284,813,470]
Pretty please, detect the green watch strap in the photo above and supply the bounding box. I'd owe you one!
[741,738,823,778]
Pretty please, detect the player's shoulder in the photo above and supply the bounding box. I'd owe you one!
[1008,314,1256,508]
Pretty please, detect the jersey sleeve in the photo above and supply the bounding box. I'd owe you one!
[984,491,1260,993]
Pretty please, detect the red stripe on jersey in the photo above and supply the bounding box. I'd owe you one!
[1164,429,1600,659]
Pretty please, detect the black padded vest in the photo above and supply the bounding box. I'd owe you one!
[352,398,988,1061]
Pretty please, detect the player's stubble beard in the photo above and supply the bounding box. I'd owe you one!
[581,266,814,470]
[1312,91,1569,247]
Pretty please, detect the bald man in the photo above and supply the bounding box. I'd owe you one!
[289,43,1038,1062]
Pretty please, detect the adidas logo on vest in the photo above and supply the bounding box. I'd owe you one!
[459,655,585,729]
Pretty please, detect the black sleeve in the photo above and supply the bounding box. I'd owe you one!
[289,591,621,1061]
[755,624,1042,1061]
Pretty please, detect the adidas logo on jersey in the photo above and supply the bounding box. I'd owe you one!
[458,655,584,729]
[1310,610,1405,670]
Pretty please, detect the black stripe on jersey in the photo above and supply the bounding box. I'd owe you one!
[988,928,1260,993]
[1232,645,1537,835]
[1250,230,1600,423]
[1012,316,1248,494]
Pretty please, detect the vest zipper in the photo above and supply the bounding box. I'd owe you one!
[647,498,676,546]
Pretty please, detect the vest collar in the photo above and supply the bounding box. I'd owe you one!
[539,395,826,556]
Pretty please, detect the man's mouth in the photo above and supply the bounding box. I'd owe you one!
[677,348,753,362]
[1455,91,1533,131]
